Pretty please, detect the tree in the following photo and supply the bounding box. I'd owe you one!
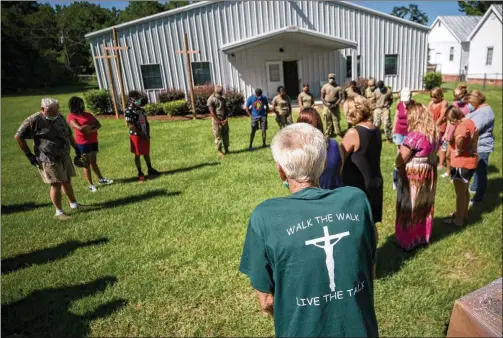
[457,1,503,15]
[391,4,429,25]
[118,1,165,23]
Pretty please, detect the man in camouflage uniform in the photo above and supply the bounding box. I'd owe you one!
[207,85,229,158]
[320,73,343,137]
[373,80,394,142]
[345,81,361,99]
[271,86,292,129]
[365,79,377,109]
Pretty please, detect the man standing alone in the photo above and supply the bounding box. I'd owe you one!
[245,88,269,151]
[321,73,343,137]
[207,85,230,158]
[125,90,159,182]
[15,98,82,220]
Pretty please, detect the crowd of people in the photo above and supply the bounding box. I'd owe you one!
[14,72,495,336]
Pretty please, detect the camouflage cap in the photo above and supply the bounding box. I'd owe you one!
[328,73,336,79]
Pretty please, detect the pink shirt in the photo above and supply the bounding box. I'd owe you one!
[394,101,408,136]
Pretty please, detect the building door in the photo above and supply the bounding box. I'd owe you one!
[266,61,284,98]
[283,61,299,98]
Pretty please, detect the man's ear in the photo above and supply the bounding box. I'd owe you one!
[276,163,287,182]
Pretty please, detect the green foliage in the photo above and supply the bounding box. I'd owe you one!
[224,88,246,116]
[190,85,214,115]
[118,1,165,23]
[457,1,502,15]
[143,103,165,116]
[83,89,112,115]
[423,72,443,90]
[161,100,188,116]
[390,4,429,25]
[158,88,185,103]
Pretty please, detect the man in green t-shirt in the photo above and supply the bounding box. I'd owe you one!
[240,123,378,337]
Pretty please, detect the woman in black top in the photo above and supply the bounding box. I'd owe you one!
[340,95,383,223]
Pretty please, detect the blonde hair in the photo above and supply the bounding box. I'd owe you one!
[430,87,444,101]
[467,90,486,106]
[343,95,372,125]
[454,84,468,98]
[407,103,439,144]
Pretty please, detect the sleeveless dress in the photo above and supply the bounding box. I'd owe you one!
[319,139,344,189]
[342,125,383,222]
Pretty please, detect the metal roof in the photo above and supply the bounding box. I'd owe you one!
[436,16,481,42]
[494,4,502,18]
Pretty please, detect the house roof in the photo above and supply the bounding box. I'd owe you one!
[430,16,481,42]
[467,4,503,41]
[85,0,429,39]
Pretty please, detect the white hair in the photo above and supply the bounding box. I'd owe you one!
[271,123,327,183]
[41,98,59,110]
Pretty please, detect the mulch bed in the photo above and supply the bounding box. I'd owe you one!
[97,113,251,122]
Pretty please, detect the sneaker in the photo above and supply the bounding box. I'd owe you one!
[263,143,267,148]
[392,182,397,190]
[138,173,145,183]
[440,172,449,179]
[89,185,97,192]
[98,178,114,185]
[54,213,71,221]
[147,168,160,176]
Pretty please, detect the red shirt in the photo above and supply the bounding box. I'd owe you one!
[449,119,478,169]
[67,111,98,144]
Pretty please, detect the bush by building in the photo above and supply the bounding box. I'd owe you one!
[83,89,112,115]
[423,72,443,90]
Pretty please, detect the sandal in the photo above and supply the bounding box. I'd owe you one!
[447,212,469,223]
[443,217,463,227]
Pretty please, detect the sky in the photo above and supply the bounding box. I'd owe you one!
[44,1,464,26]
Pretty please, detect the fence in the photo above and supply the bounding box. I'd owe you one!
[446,72,502,89]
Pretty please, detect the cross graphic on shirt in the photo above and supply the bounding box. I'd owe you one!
[305,226,350,292]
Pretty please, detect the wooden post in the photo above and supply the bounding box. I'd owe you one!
[176,33,199,120]
[112,28,127,114]
[103,39,119,119]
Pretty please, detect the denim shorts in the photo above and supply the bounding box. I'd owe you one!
[76,142,99,154]
[441,141,448,151]
[392,134,405,145]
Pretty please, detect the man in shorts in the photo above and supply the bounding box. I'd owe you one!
[125,90,160,182]
[245,88,269,151]
[15,98,82,220]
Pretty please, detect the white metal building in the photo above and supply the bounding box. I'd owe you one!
[427,16,480,80]
[85,0,430,104]
[466,4,502,85]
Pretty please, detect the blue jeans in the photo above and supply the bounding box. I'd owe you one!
[470,152,490,202]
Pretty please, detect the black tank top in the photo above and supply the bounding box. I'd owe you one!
[342,125,383,222]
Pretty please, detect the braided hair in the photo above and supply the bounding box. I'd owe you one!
[68,96,85,114]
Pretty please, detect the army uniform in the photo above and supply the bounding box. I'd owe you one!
[365,83,377,110]
[321,74,343,137]
[272,94,292,129]
[373,88,394,140]
[297,91,315,110]
[207,91,229,152]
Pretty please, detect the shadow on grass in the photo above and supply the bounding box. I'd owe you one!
[114,162,220,184]
[79,189,181,213]
[377,176,502,279]
[228,146,270,155]
[1,276,126,337]
[1,238,109,275]
[1,202,52,215]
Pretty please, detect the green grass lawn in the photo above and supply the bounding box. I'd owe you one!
[1,83,501,336]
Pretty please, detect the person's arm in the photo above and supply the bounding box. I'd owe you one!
[395,145,413,167]
[271,98,278,116]
[245,97,252,117]
[88,117,102,133]
[321,87,328,106]
[340,127,358,162]
[287,97,292,115]
[373,223,378,279]
[298,94,303,109]
[392,109,398,133]
[68,119,92,134]
[255,290,274,316]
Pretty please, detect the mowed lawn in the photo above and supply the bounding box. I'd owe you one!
[1,83,501,337]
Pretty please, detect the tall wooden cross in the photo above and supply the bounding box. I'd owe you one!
[176,33,200,119]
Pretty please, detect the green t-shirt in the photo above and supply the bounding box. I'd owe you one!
[240,187,378,337]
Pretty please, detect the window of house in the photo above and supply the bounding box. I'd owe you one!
[486,47,494,65]
[384,54,398,75]
[357,55,361,78]
[192,62,212,86]
[268,64,280,82]
[140,64,163,90]
[346,55,352,78]
[449,47,454,61]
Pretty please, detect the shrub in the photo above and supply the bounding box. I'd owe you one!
[83,89,112,115]
[143,103,164,116]
[158,88,185,103]
[424,72,443,90]
[224,87,245,116]
[189,84,214,115]
[162,100,188,116]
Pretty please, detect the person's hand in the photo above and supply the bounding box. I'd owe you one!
[26,153,39,167]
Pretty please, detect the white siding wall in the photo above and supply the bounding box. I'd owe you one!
[428,21,462,75]
[88,0,429,104]
[468,12,502,80]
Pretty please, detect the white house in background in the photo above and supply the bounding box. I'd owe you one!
[467,4,503,86]
[428,15,481,82]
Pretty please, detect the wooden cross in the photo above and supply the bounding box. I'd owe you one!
[176,33,200,119]
[94,40,120,119]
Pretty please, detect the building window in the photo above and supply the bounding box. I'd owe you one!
[357,55,361,78]
[449,47,454,61]
[268,64,280,82]
[346,55,352,78]
[140,64,163,90]
[384,54,398,75]
[486,47,494,65]
[192,62,212,86]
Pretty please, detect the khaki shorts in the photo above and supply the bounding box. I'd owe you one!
[39,155,76,184]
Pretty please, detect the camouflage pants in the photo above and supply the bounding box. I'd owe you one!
[373,107,392,140]
[212,118,229,151]
[276,113,293,129]
[322,106,341,137]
